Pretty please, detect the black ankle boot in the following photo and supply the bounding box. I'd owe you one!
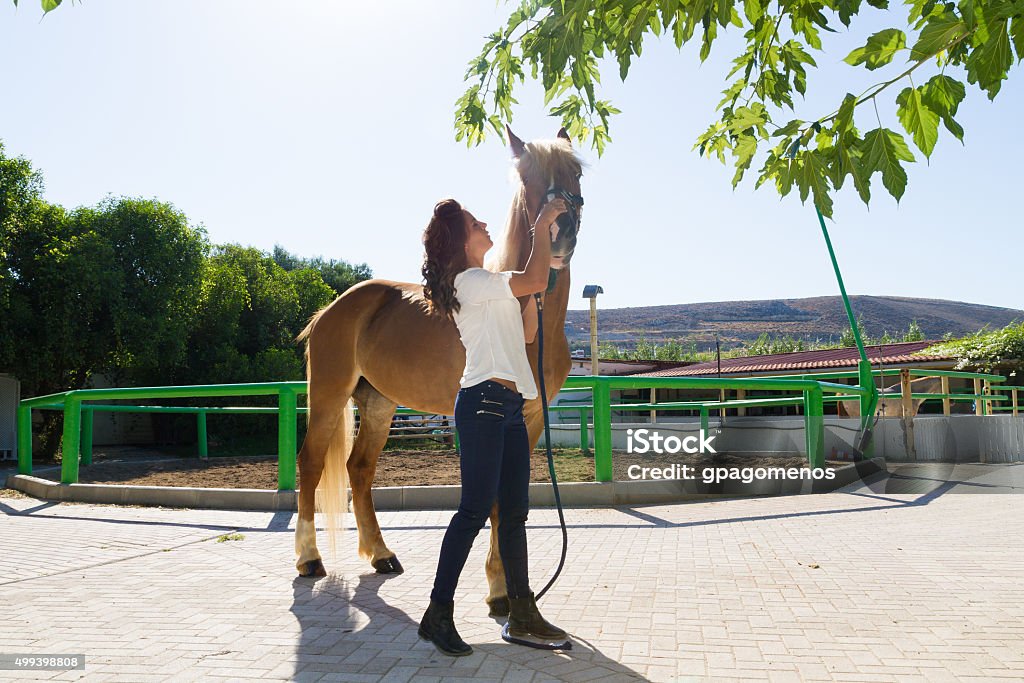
[418,599,472,656]
[507,591,567,640]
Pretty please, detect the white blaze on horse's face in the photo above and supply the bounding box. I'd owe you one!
[544,181,582,270]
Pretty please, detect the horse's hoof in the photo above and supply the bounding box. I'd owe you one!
[298,559,327,577]
[487,596,510,618]
[373,556,404,574]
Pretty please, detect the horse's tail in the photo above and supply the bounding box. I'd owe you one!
[296,308,326,369]
[317,396,355,564]
[297,303,356,565]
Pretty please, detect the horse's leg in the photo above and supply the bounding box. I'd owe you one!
[295,324,360,577]
[350,379,403,574]
[485,503,509,617]
[484,398,545,617]
[295,389,352,577]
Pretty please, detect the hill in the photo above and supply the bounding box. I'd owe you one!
[564,295,1024,350]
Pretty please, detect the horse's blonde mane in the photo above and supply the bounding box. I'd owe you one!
[488,138,583,272]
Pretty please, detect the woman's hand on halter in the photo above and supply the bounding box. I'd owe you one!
[512,198,567,297]
[533,198,568,241]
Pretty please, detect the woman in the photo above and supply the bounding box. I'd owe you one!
[417,196,568,656]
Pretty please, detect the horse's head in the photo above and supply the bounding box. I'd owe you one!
[506,125,584,271]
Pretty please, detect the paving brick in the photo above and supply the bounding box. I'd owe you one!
[3,468,1024,681]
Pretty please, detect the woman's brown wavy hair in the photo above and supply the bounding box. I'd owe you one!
[421,198,469,320]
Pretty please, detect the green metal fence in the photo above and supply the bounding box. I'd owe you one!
[16,382,445,490]
[551,368,1008,479]
[14,368,1010,489]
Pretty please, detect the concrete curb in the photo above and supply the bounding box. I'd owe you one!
[4,458,885,511]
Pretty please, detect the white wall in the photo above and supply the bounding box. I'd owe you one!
[545,415,1024,463]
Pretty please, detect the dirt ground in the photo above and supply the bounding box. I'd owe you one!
[65,446,840,489]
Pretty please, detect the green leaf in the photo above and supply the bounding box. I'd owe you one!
[920,75,966,141]
[41,0,61,12]
[1013,18,1024,61]
[798,150,834,217]
[743,0,766,23]
[896,86,940,158]
[728,103,768,133]
[834,93,858,134]
[844,29,907,70]
[959,0,976,31]
[731,134,758,186]
[967,19,1013,99]
[910,14,967,60]
[836,0,863,26]
[861,128,915,201]
[772,119,804,137]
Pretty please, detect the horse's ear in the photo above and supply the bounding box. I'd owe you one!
[556,127,571,144]
[506,124,526,158]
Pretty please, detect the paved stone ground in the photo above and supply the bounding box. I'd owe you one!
[1,463,1023,682]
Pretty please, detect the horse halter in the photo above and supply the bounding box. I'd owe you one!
[543,185,584,240]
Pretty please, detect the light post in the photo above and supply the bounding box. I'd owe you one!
[582,285,603,376]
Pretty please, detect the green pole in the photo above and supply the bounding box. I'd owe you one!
[17,405,32,475]
[700,405,709,435]
[61,394,82,484]
[579,407,589,455]
[815,204,878,437]
[804,387,825,469]
[592,379,612,482]
[80,407,93,466]
[277,389,297,491]
[197,411,208,458]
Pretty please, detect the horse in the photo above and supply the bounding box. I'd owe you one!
[292,126,584,617]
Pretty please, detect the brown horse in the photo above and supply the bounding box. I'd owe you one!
[293,126,584,616]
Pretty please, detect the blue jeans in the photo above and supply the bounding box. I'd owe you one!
[429,379,532,603]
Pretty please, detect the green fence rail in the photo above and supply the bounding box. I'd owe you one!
[15,368,1012,490]
[16,382,447,490]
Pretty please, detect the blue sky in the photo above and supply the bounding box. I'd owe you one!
[2,1,1021,314]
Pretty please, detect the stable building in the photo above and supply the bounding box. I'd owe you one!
[617,340,972,418]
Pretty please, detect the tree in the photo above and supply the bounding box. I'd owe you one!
[1,144,209,454]
[840,315,868,347]
[185,244,336,386]
[924,321,1024,375]
[903,319,925,341]
[455,0,1023,217]
[271,244,372,298]
[1,185,207,398]
[0,141,44,371]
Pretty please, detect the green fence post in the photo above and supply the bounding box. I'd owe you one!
[17,405,32,475]
[81,406,94,467]
[804,386,825,469]
[61,394,82,484]
[278,389,297,491]
[700,405,709,435]
[858,359,877,457]
[592,379,612,482]
[579,407,589,456]
[197,411,208,458]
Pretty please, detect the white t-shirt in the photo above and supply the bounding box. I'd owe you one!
[452,267,539,400]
